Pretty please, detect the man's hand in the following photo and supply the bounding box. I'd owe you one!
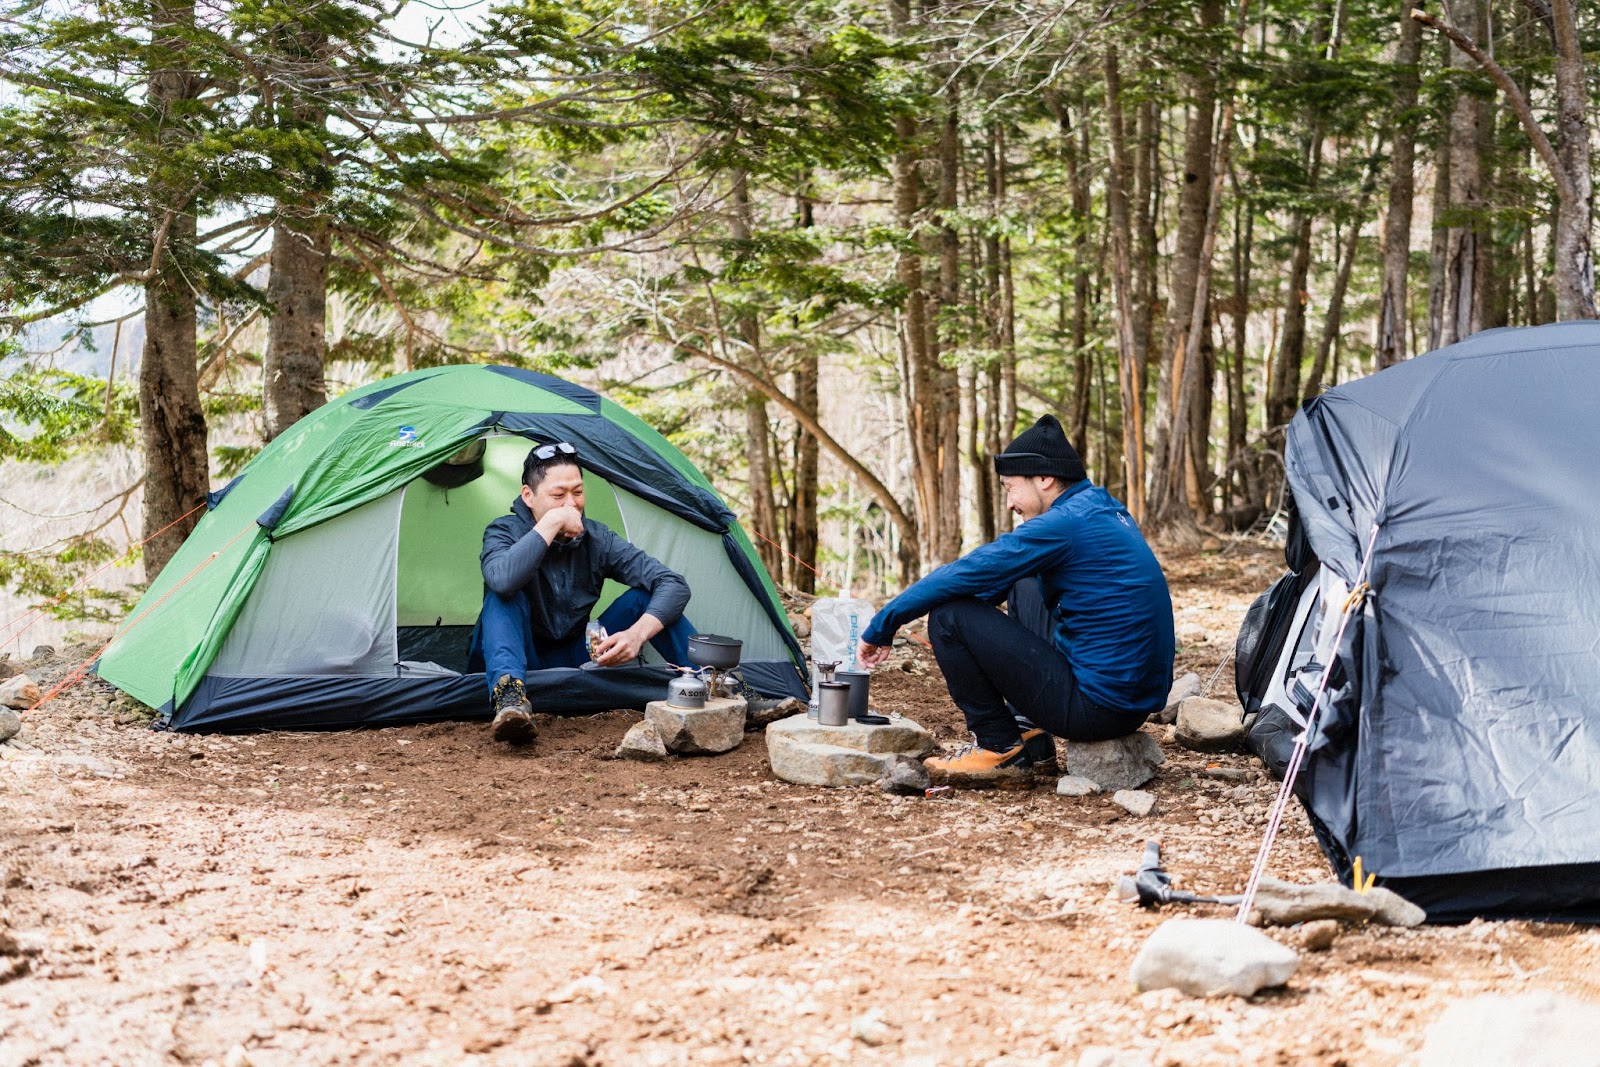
[535,505,585,544]
[857,639,891,669]
[594,613,664,667]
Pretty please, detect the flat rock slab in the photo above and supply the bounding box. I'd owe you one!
[1130,918,1299,998]
[766,713,936,787]
[645,696,746,755]
[1175,697,1248,753]
[1065,732,1165,791]
[1420,991,1600,1067]
[1249,877,1426,928]
[616,719,668,761]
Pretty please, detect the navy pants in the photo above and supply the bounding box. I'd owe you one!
[929,590,1144,751]
[473,586,695,695]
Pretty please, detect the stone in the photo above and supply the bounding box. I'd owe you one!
[1249,877,1426,928]
[1130,918,1300,998]
[616,720,668,762]
[1055,775,1099,797]
[1154,672,1202,724]
[1174,697,1248,753]
[1295,919,1340,952]
[850,1010,891,1046]
[0,675,39,711]
[1419,992,1600,1067]
[1077,1050,1153,1067]
[878,754,930,795]
[645,696,746,755]
[0,709,19,744]
[0,658,16,681]
[29,646,54,661]
[744,696,806,731]
[1064,731,1165,791]
[1178,623,1207,645]
[1112,789,1157,816]
[766,713,936,787]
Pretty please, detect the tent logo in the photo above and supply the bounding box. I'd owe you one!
[391,426,424,449]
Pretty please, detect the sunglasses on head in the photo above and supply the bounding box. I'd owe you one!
[532,441,577,460]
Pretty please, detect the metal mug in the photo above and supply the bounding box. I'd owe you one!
[817,681,851,726]
[835,669,871,719]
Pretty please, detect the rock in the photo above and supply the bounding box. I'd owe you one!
[0,658,16,681]
[645,696,746,755]
[1250,877,1426,928]
[787,614,811,639]
[1174,697,1247,753]
[0,675,40,711]
[878,754,930,795]
[0,709,19,744]
[1178,623,1207,645]
[1056,775,1099,797]
[616,720,668,762]
[850,1010,891,1046]
[1130,918,1300,998]
[1112,789,1157,816]
[1154,672,1202,724]
[745,696,806,731]
[766,713,936,787]
[1064,731,1165,791]
[1077,1050,1153,1067]
[1419,992,1600,1067]
[1295,919,1340,952]
[29,646,54,661]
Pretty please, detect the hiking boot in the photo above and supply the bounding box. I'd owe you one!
[925,737,1034,790]
[489,674,536,745]
[1021,727,1060,779]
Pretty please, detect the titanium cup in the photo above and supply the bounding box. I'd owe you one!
[835,669,871,719]
[817,681,851,726]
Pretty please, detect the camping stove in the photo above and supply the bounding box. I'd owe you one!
[666,669,710,709]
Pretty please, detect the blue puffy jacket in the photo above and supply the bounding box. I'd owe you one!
[861,480,1175,715]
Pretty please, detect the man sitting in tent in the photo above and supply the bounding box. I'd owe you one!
[857,415,1174,788]
[472,441,695,745]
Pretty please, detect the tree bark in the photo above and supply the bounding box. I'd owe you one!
[264,215,330,439]
[1438,0,1489,346]
[1149,0,1222,527]
[1103,46,1146,523]
[140,0,209,579]
[1266,131,1321,429]
[789,190,821,593]
[1375,0,1423,369]
[1547,0,1595,319]
[933,80,963,563]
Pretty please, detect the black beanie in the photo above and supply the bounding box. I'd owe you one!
[994,414,1087,483]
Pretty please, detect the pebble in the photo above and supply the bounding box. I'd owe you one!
[1155,672,1202,725]
[616,720,668,762]
[1112,789,1156,816]
[878,754,930,795]
[1296,919,1340,952]
[1056,775,1099,797]
[850,1010,891,1046]
[0,709,20,744]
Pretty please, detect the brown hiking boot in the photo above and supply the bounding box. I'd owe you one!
[925,738,1034,790]
[490,674,536,745]
[1021,727,1060,779]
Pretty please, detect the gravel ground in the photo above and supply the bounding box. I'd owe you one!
[2,539,1598,1066]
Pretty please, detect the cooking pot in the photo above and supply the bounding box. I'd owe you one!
[687,633,742,670]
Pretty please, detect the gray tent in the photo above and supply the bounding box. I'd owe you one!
[1235,321,1600,922]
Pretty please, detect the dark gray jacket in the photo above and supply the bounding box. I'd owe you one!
[480,497,690,643]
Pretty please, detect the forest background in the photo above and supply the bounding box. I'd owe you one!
[0,0,1594,643]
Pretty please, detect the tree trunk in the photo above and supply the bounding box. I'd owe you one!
[264,215,330,439]
[1103,46,1146,523]
[790,190,821,593]
[1064,101,1094,461]
[1439,0,1489,347]
[933,82,963,563]
[140,0,209,579]
[1148,0,1222,528]
[1267,129,1321,430]
[744,395,781,579]
[1549,0,1596,319]
[1426,51,1452,353]
[1132,95,1160,376]
[1375,0,1423,369]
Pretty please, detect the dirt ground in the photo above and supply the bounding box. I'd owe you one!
[3,540,1598,1067]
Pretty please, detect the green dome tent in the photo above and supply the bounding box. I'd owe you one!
[97,365,808,731]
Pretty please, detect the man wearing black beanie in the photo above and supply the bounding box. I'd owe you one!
[858,414,1175,788]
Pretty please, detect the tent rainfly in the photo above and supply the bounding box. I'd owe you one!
[1236,321,1600,923]
[97,365,808,732]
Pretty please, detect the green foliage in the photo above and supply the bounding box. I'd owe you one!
[0,366,138,463]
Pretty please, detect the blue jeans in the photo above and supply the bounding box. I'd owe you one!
[473,586,695,695]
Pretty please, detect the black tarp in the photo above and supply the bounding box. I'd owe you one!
[1263,321,1600,921]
